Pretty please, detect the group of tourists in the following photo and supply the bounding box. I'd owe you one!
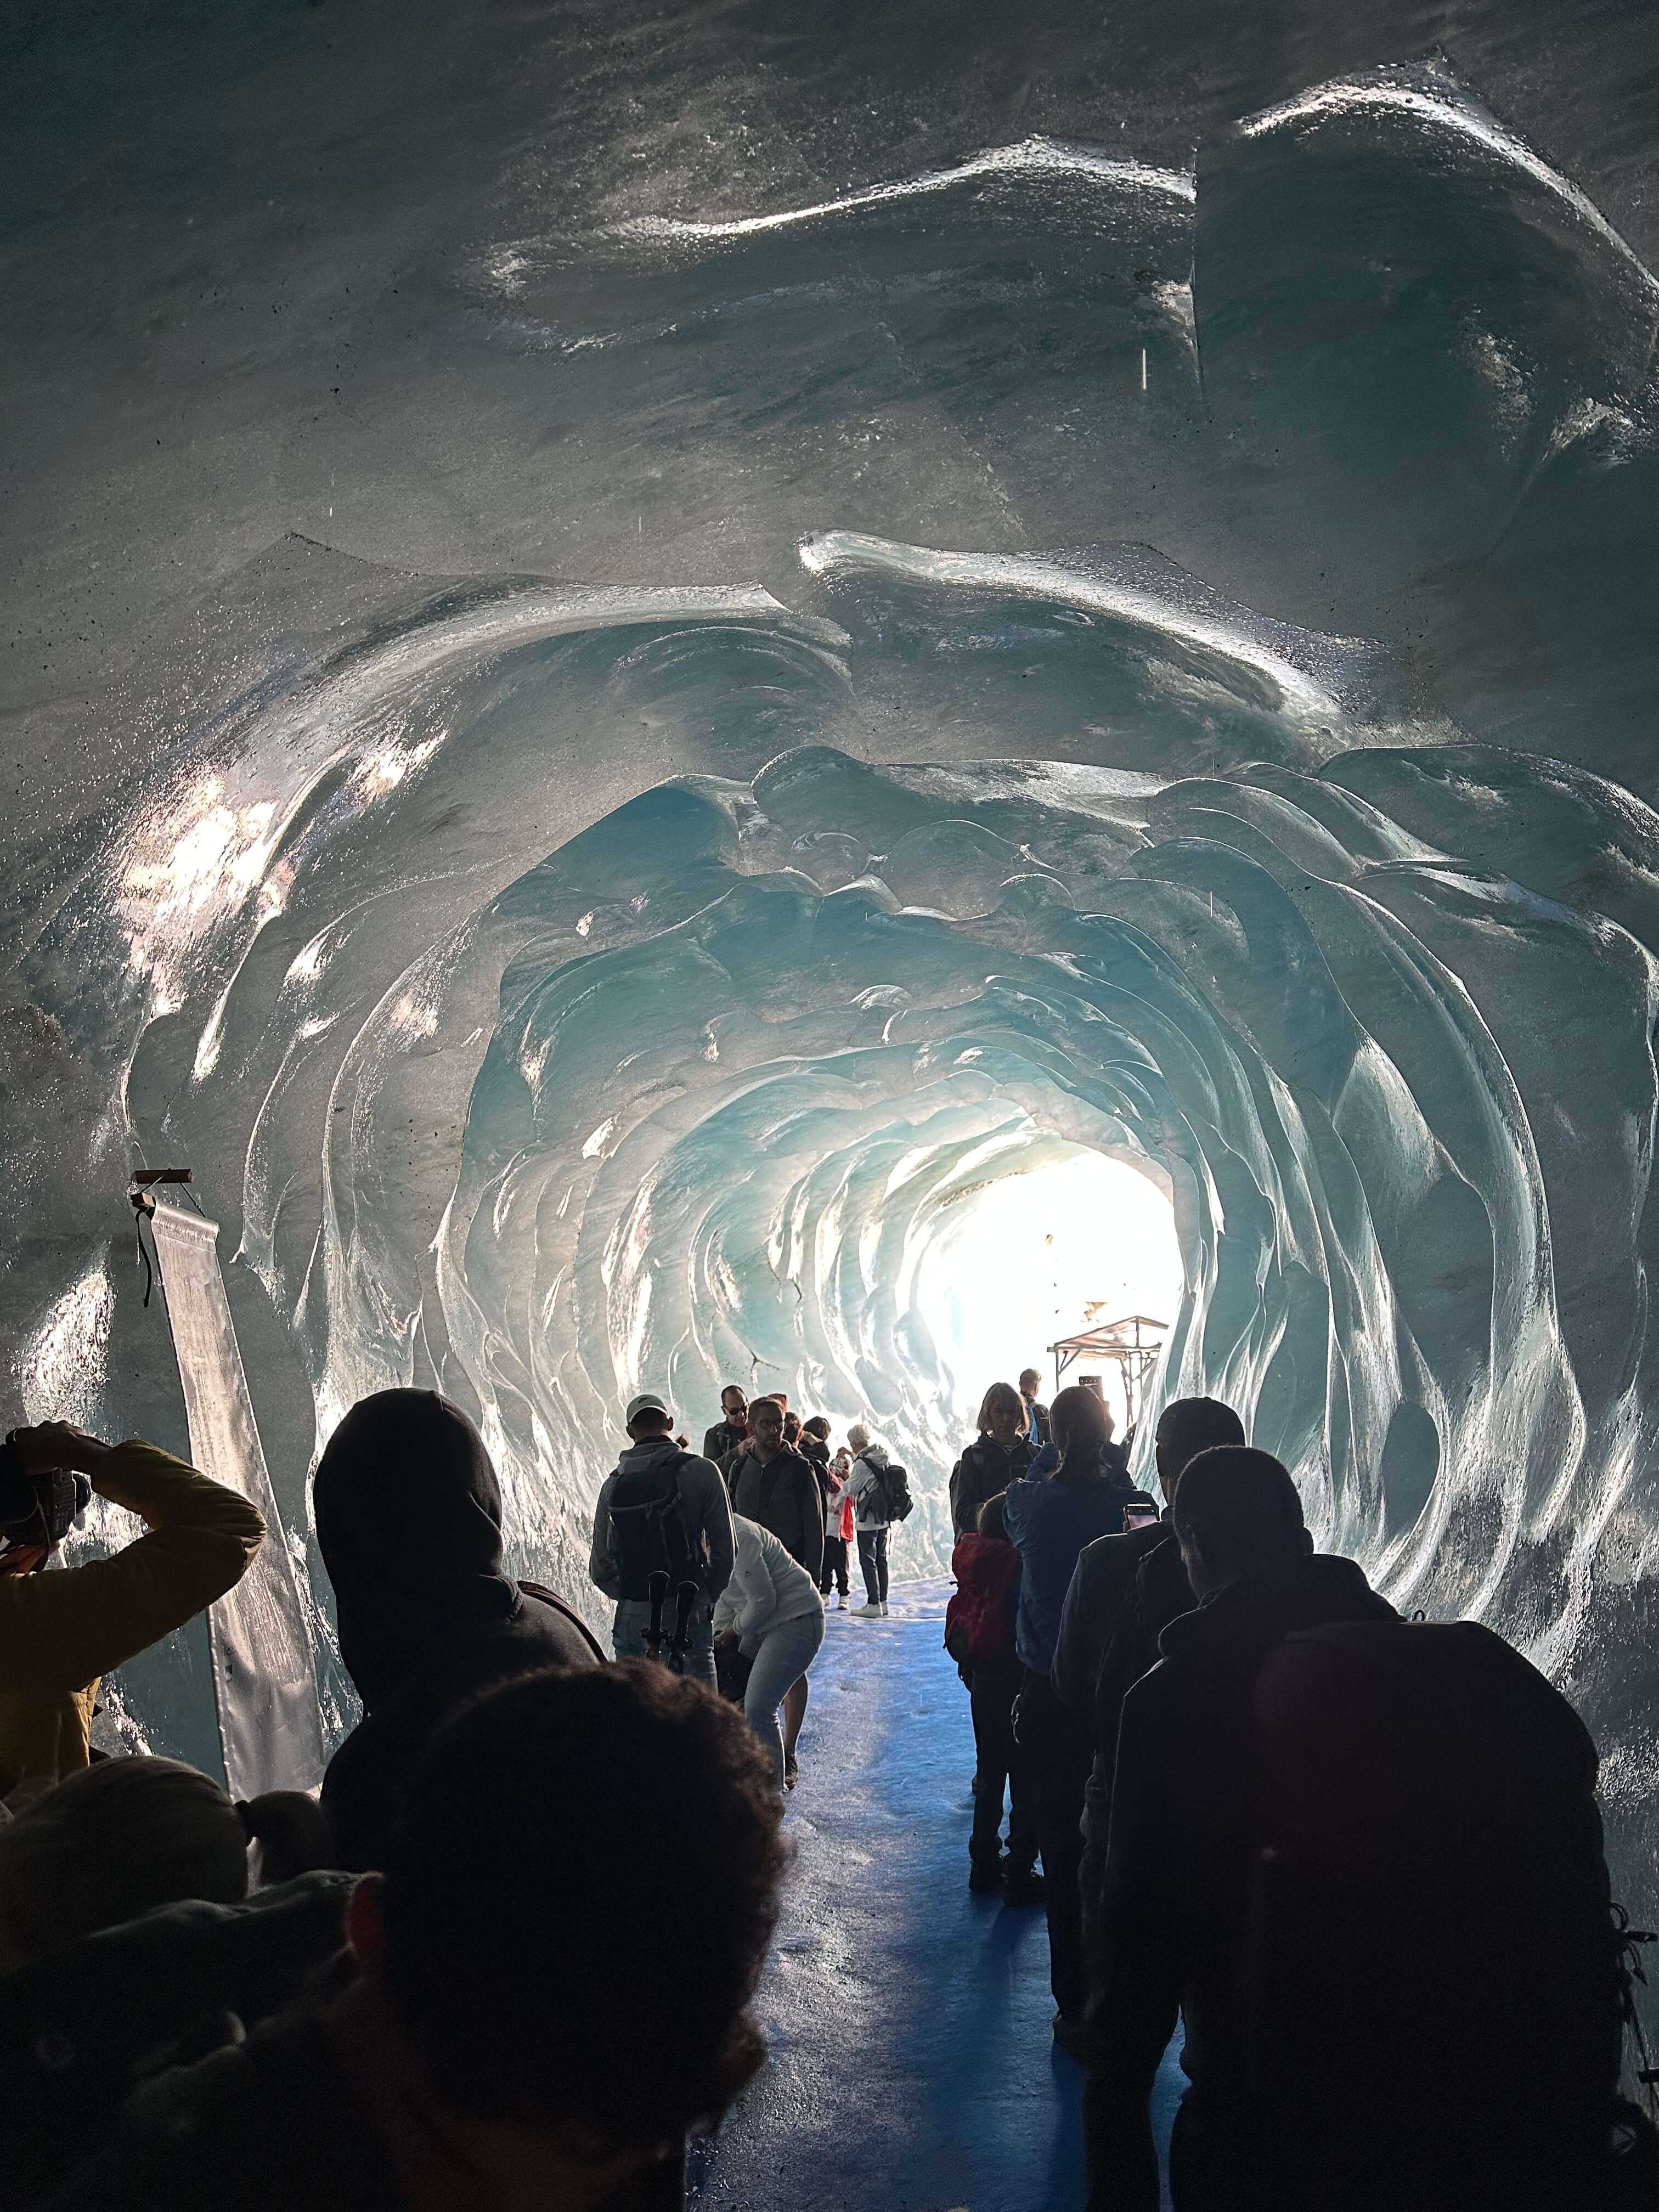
[0,1397,785,2210]
[944,1369,1651,2211]
[587,1383,909,1790]
[1,1356,1652,2211]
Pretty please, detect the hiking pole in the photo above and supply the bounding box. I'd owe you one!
[644,1571,670,1663]
[665,1581,701,1676]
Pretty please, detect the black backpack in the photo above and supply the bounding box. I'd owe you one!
[607,1451,703,1601]
[864,1456,914,1524]
[1239,1617,1632,2204]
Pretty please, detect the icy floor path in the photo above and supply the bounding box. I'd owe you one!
[689,1578,1182,2212]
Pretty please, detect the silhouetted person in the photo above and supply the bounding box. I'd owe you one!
[0,1420,264,1799]
[1018,1368,1051,1447]
[0,1758,249,1976]
[48,1665,787,2212]
[1003,1386,1136,2054]
[946,1491,1041,1903]
[950,1383,1035,1537]
[317,1389,602,1871]
[1052,1396,1245,1922]
[731,1397,823,1787]
[1087,1446,1629,2212]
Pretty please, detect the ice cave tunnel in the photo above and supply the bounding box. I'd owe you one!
[3,0,1658,1937]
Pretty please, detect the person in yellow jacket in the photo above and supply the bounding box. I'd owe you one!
[0,1420,265,1797]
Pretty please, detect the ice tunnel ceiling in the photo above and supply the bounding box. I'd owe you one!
[3,0,1659,1888]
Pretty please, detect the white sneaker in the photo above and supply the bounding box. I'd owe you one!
[850,1601,883,1618]
[879,1600,890,1617]
[836,1594,848,1609]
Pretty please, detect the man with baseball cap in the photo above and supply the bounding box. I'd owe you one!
[589,1391,735,1692]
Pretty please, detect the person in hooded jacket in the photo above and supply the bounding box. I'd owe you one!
[949,1384,1035,1537]
[315,1389,603,1872]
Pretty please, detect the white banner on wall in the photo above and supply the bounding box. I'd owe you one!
[149,1197,324,1797]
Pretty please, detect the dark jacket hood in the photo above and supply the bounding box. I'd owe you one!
[313,1389,522,1708]
[1159,1551,1393,1666]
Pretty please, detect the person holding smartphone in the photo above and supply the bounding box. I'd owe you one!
[0,1420,266,1800]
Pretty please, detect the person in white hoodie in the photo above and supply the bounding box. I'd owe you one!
[713,1514,826,1787]
[844,1424,893,1618]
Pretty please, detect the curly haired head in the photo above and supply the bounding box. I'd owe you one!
[382,1663,785,2145]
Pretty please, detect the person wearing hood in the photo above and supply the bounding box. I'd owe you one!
[316,1389,602,1872]
[949,1384,1036,1537]
[590,1392,735,1694]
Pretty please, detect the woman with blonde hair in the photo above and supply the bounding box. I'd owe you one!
[948,1382,1036,1538]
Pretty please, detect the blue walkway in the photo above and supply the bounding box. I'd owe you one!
[689,1580,1182,2212]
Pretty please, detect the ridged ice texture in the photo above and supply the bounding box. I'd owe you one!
[4,67,1658,1899]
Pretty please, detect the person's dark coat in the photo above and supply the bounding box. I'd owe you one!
[314,1390,602,1871]
[1062,1521,1197,1885]
[1090,1556,1396,2209]
[1087,1552,1623,2212]
[0,1876,353,2210]
[703,1420,746,1467]
[1002,1454,1135,1677]
[43,1999,687,2212]
[1051,1517,1172,1717]
[1092,1533,1195,1760]
[730,1446,825,1582]
[797,1433,832,1519]
[949,1434,1034,1537]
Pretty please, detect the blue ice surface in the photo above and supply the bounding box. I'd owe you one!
[689,1581,1182,2212]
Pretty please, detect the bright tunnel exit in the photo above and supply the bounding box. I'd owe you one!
[909,1149,1185,1439]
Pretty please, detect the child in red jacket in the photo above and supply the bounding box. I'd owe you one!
[945,1493,1043,1903]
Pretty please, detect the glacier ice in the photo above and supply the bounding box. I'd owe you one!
[2,35,1658,1929]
